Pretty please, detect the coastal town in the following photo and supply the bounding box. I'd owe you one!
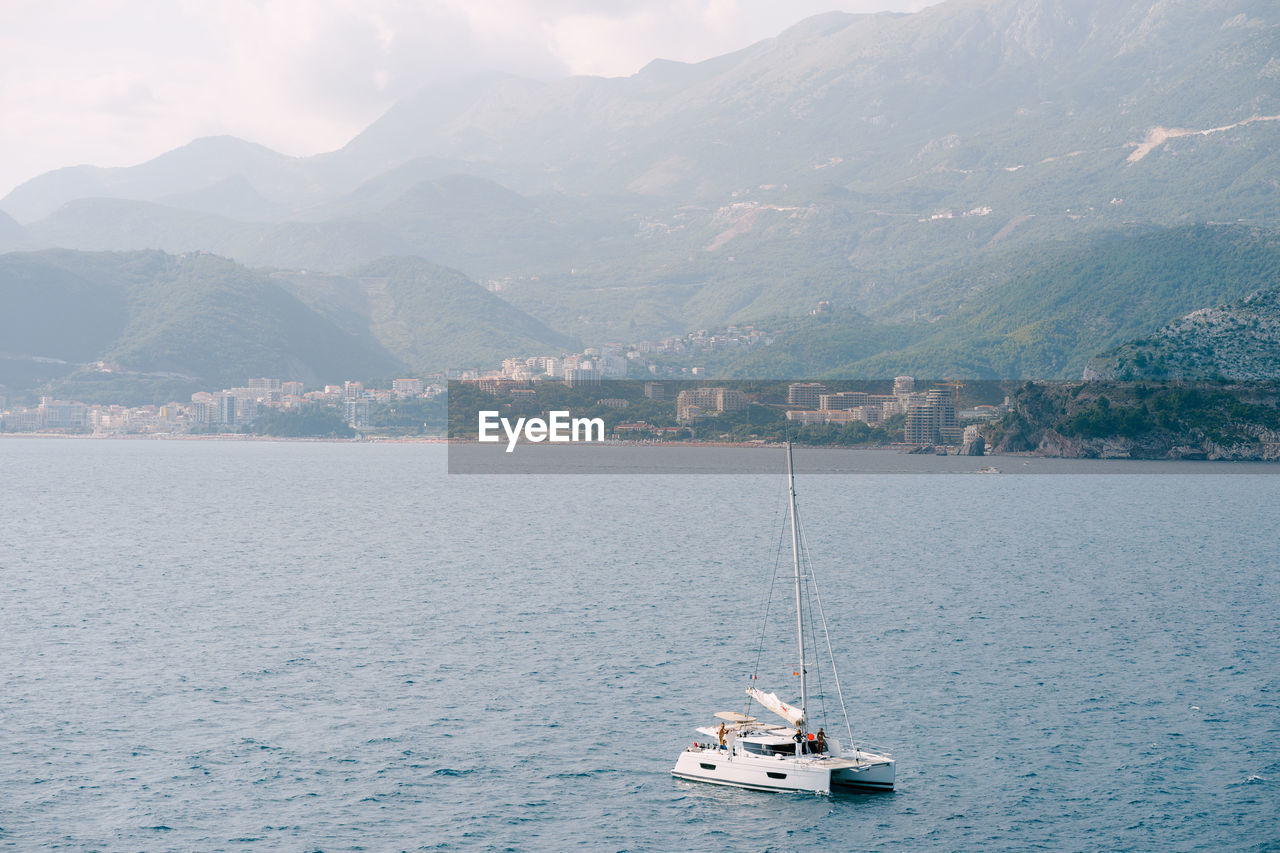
[457,374,1005,450]
[0,304,1013,448]
[0,320,782,437]
[0,378,444,436]
[0,370,1004,450]
[1,306,1014,446]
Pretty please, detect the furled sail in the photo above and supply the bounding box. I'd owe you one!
[746,687,805,727]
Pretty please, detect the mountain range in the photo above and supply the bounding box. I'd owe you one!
[0,250,571,404]
[3,0,1279,398]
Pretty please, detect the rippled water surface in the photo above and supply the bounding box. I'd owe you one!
[2,439,1278,851]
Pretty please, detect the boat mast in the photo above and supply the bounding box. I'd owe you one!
[786,441,807,728]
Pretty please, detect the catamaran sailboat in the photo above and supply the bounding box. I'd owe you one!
[671,443,895,795]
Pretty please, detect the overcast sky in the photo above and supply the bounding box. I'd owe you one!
[0,0,942,200]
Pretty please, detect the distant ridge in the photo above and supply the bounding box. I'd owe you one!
[2,136,317,223]
[0,210,23,251]
[278,256,578,372]
[0,249,575,403]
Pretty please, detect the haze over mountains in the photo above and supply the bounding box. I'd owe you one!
[0,251,573,404]
[3,0,1279,400]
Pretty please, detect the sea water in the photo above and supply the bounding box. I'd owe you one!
[1,438,1277,851]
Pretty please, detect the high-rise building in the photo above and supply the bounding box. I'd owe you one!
[37,399,86,429]
[599,354,628,378]
[564,368,602,388]
[216,393,236,425]
[528,356,561,378]
[904,389,961,445]
[248,377,281,394]
[788,382,826,408]
[345,399,372,428]
[676,387,747,421]
[819,391,869,411]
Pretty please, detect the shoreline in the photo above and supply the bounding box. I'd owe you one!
[3,432,1277,463]
[0,432,447,444]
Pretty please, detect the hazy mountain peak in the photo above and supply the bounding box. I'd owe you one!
[0,209,25,251]
[2,166,111,224]
[339,72,547,168]
[2,133,307,223]
[774,9,882,39]
[634,57,701,86]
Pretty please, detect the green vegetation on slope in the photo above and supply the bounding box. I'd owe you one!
[705,226,1280,380]
[1,248,585,404]
[872,225,1280,378]
[0,249,402,404]
[1087,283,1280,381]
[986,380,1280,459]
[0,252,132,361]
[651,310,927,379]
[253,403,357,438]
[106,253,399,389]
[349,256,577,371]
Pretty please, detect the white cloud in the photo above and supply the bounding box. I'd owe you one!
[0,0,941,203]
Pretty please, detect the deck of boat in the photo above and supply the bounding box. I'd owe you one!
[815,756,890,769]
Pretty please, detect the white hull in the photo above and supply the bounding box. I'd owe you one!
[672,746,894,795]
[831,752,896,791]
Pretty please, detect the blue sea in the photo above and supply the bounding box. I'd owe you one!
[1,438,1277,851]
